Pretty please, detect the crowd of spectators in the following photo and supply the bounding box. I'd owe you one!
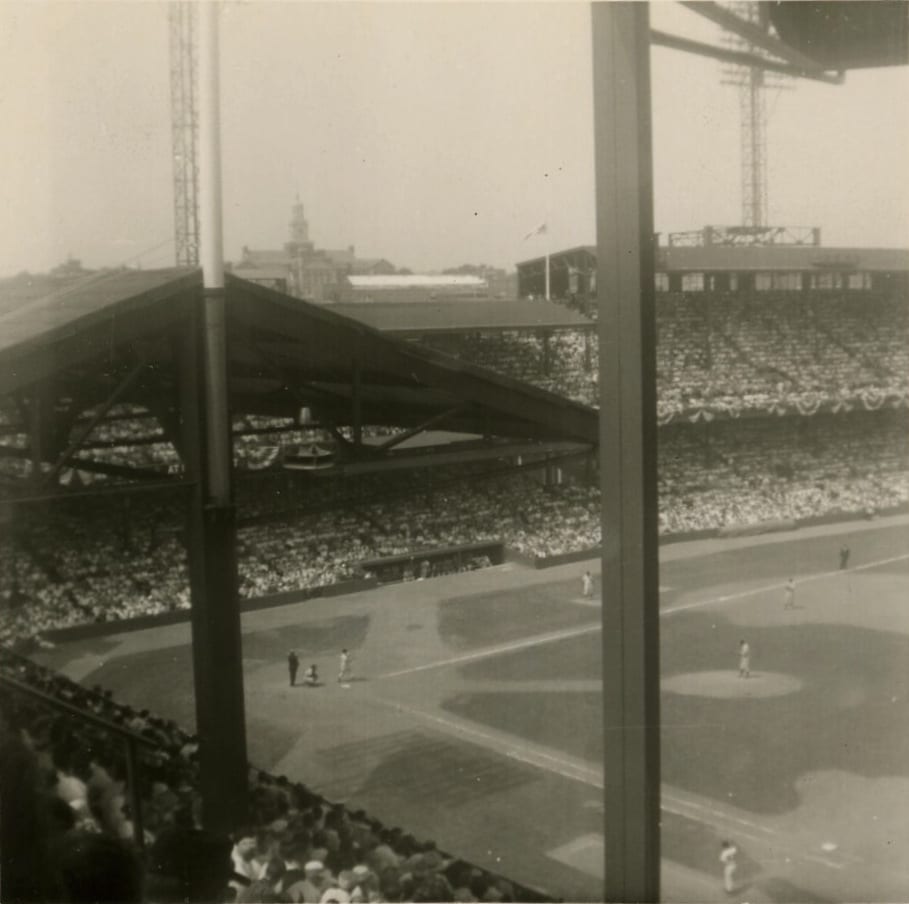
[417,291,909,418]
[2,409,907,644]
[658,411,909,533]
[0,651,538,903]
[1,287,906,641]
[1,289,904,488]
[237,466,598,596]
[0,410,314,488]
[0,497,190,645]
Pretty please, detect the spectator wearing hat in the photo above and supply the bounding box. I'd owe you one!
[283,859,329,904]
[319,869,356,903]
[231,830,265,884]
[276,835,309,897]
[348,864,374,903]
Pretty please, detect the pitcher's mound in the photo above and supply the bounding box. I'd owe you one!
[662,670,802,698]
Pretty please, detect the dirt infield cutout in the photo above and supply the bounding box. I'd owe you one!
[662,670,802,698]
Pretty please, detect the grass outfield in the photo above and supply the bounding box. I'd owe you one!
[41,519,909,902]
[446,564,909,814]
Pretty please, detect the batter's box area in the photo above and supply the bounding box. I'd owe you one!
[317,729,542,807]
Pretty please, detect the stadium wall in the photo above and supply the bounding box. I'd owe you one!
[507,529,719,570]
[510,503,909,568]
[40,576,378,644]
[32,504,909,644]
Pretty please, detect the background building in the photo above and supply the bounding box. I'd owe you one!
[336,273,489,304]
[230,198,398,301]
[517,226,909,308]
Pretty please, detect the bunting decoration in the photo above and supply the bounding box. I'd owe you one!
[655,389,908,424]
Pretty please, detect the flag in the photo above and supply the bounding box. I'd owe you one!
[523,222,547,241]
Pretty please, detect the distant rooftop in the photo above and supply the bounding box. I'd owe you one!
[657,245,909,272]
[240,249,294,264]
[517,244,909,273]
[331,298,592,333]
[348,275,487,289]
[230,265,289,282]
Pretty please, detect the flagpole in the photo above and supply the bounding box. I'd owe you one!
[522,222,548,299]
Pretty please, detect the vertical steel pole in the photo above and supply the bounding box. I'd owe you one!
[181,0,249,835]
[199,0,230,502]
[592,4,661,901]
[352,359,363,446]
[28,384,51,485]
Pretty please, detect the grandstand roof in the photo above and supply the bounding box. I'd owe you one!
[656,245,909,272]
[515,246,596,271]
[328,299,593,333]
[0,267,197,362]
[347,275,486,289]
[240,249,294,265]
[0,269,596,491]
[228,266,289,281]
[517,244,909,273]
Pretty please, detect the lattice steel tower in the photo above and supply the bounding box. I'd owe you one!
[721,1,790,229]
[169,3,200,266]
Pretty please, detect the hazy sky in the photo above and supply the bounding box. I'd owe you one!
[1,1,907,277]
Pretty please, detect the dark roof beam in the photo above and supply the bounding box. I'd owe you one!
[1,477,194,508]
[650,28,844,84]
[56,456,173,482]
[0,282,191,396]
[0,442,169,484]
[679,1,839,77]
[43,360,148,486]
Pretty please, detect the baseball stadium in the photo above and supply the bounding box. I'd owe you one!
[2,3,909,903]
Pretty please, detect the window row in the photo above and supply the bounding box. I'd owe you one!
[656,271,878,292]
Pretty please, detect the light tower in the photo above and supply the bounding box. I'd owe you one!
[720,1,791,229]
[169,3,200,266]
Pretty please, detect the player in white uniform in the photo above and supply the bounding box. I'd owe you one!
[738,640,751,678]
[338,649,351,684]
[582,571,593,599]
[783,577,796,610]
[720,840,738,892]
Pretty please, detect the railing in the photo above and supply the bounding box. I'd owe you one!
[0,665,156,850]
[0,649,557,901]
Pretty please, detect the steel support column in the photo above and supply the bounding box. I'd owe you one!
[592,4,661,901]
[44,361,147,486]
[352,358,363,446]
[27,383,54,484]
[177,2,250,834]
[178,298,249,835]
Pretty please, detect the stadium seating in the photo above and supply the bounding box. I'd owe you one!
[416,291,909,418]
[1,286,907,643]
[1,285,907,903]
[2,407,907,645]
[0,650,540,903]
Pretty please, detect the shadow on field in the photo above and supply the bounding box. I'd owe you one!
[445,611,909,815]
[662,612,909,813]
